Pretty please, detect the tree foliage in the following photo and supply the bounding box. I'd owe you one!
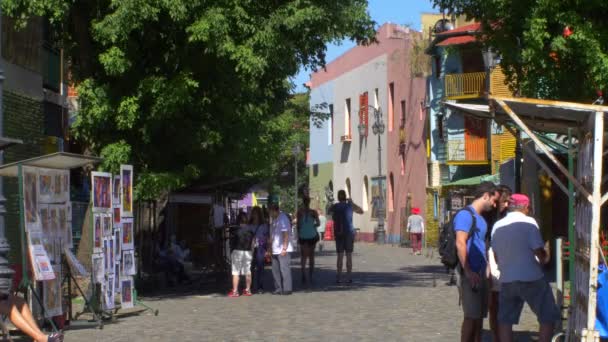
[4,0,375,199]
[433,0,608,101]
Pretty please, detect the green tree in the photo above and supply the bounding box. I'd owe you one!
[4,0,375,199]
[432,0,608,101]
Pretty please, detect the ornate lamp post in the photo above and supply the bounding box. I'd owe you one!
[371,106,386,244]
[292,144,301,214]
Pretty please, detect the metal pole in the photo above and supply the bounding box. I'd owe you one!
[294,145,298,215]
[556,237,564,328]
[567,127,575,309]
[0,4,13,294]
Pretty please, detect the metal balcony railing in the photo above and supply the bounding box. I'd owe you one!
[444,72,486,100]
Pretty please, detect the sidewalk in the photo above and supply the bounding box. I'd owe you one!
[64,242,540,341]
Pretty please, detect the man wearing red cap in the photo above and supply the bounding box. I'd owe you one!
[491,193,560,342]
[407,207,424,255]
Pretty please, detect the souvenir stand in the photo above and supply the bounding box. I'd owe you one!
[0,152,102,332]
[445,96,608,341]
[88,164,157,326]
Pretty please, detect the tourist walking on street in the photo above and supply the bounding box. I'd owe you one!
[228,212,255,297]
[330,190,363,284]
[269,202,294,295]
[454,181,497,342]
[297,197,320,286]
[249,206,270,294]
[488,185,512,342]
[407,207,424,255]
[491,194,559,342]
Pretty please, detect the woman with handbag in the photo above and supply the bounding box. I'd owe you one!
[249,206,270,294]
[297,197,320,287]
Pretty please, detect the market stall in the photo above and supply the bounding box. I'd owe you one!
[445,96,608,341]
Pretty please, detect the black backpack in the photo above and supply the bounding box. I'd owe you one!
[438,207,477,269]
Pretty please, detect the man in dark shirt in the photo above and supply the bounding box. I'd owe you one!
[329,190,363,284]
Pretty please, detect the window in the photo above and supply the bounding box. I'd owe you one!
[434,56,441,79]
[374,88,379,109]
[433,192,439,219]
[388,173,395,212]
[345,178,352,198]
[388,83,394,132]
[345,99,351,137]
[362,176,369,212]
[44,101,64,138]
[328,104,334,145]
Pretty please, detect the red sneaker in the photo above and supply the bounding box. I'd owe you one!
[228,290,240,297]
[242,289,252,296]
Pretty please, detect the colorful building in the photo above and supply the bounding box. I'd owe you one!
[423,19,516,245]
[308,23,427,243]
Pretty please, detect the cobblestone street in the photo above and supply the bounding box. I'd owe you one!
[65,243,540,341]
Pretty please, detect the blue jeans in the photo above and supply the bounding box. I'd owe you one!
[252,246,267,290]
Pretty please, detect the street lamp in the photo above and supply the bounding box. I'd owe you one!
[370,106,386,244]
[292,144,301,215]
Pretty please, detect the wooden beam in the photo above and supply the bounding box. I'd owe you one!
[495,99,593,203]
[586,111,604,332]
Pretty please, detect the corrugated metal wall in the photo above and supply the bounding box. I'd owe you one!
[491,129,517,174]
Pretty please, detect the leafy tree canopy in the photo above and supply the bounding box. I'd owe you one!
[433,0,608,101]
[4,0,375,199]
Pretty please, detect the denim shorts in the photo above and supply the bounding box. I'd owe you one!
[499,279,560,324]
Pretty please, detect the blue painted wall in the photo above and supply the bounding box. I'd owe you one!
[309,81,334,165]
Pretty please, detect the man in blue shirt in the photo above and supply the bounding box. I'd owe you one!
[329,190,363,284]
[454,181,498,342]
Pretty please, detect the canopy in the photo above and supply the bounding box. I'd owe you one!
[0,152,102,177]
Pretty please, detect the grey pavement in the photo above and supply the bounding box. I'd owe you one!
[64,243,542,341]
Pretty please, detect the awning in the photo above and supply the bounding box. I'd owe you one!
[436,36,477,47]
[0,152,102,177]
[444,97,608,135]
[444,173,499,186]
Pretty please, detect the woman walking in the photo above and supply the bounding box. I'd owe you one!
[407,207,424,255]
[297,197,320,286]
[249,206,270,293]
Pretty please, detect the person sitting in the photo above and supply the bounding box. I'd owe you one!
[0,294,63,342]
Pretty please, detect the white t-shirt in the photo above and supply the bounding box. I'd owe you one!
[490,211,544,283]
[271,212,294,255]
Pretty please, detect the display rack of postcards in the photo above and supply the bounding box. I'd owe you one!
[90,165,157,319]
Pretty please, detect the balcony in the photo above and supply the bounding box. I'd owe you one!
[444,71,486,100]
[447,137,488,165]
[444,67,513,100]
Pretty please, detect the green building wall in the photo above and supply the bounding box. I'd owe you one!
[3,91,44,263]
[308,162,333,215]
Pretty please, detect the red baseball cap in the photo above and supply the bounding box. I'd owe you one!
[509,193,530,207]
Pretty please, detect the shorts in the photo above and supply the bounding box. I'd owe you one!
[231,250,253,276]
[299,235,320,247]
[456,267,488,319]
[499,279,560,325]
[335,232,354,253]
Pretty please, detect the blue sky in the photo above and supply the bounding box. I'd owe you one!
[291,0,438,92]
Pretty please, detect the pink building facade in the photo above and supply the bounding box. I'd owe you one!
[308,23,427,243]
